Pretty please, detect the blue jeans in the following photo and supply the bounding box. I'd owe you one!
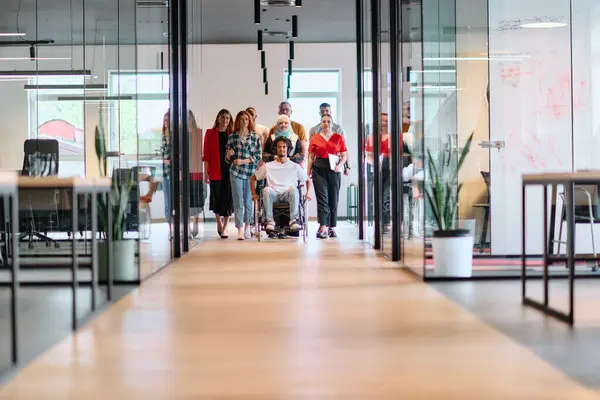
[262,186,299,224]
[163,175,172,224]
[230,175,252,228]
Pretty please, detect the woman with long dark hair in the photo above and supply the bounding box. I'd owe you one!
[203,109,235,238]
[307,114,347,239]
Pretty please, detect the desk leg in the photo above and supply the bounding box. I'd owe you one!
[566,181,575,325]
[10,193,19,365]
[522,185,527,302]
[547,183,558,257]
[543,185,549,307]
[71,192,78,331]
[91,193,97,311]
[107,192,113,301]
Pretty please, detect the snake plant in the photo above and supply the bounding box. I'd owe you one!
[95,111,132,241]
[425,132,473,232]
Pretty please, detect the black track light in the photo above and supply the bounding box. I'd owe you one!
[265,82,269,95]
[254,0,260,24]
[296,0,302,6]
[289,41,295,60]
[286,88,290,99]
[261,51,266,69]
[258,30,263,51]
[287,73,291,88]
[288,59,293,75]
[29,45,35,60]
[292,15,298,38]
[263,68,267,83]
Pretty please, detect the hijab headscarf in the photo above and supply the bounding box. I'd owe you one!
[275,115,294,139]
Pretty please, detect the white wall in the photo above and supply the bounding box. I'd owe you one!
[0,42,358,220]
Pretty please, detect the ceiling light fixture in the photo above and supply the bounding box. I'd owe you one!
[296,0,302,6]
[265,82,268,95]
[0,57,71,61]
[260,0,297,6]
[0,69,91,78]
[261,51,266,69]
[289,41,294,60]
[521,22,567,28]
[0,33,26,37]
[258,30,263,50]
[292,15,298,38]
[288,59,293,75]
[254,0,261,24]
[263,68,267,83]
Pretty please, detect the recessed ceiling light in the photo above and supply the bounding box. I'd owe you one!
[0,32,26,37]
[521,22,567,28]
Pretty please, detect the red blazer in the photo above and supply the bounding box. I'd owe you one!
[203,128,231,181]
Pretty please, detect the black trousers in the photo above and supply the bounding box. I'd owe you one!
[312,160,342,228]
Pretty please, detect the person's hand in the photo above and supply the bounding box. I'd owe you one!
[204,173,210,184]
[252,193,259,201]
[344,168,350,176]
[335,164,343,173]
[412,181,422,199]
[306,193,312,201]
[233,159,244,166]
[163,159,171,165]
[227,148,235,158]
[140,194,152,203]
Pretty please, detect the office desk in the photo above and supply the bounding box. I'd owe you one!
[0,173,19,365]
[521,171,600,325]
[18,176,112,331]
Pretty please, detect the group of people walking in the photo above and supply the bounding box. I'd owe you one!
[187,101,348,240]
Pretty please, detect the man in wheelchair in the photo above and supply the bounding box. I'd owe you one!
[251,136,310,235]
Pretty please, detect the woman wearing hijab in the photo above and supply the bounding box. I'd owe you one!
[263,115,304,164]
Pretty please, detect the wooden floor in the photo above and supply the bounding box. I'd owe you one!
[1,224,600,399]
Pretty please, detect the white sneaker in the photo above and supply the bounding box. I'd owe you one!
[289,220,300,232]
[237,227,245,241]
[244,225,251,239]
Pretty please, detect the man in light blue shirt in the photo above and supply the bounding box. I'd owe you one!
[308,102,350,175]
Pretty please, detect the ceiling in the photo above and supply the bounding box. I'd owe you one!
[0,0,436,46]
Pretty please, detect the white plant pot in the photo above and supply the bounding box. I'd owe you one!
[99,239,138,282]
[431,229,474,277]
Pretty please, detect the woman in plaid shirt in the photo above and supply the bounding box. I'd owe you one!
[226,110,263,240]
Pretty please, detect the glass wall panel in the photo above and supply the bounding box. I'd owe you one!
[422,0,459,278]
[362,0,375,246]
[400,0,425,276]
[379,0,392,255]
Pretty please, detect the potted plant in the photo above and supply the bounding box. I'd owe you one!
[95,123,137,282]
[425,132,474,277]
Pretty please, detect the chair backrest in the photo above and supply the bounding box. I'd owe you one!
[481,171,490,202]
[22,139,59,177]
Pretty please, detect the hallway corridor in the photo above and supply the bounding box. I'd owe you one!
[1,227,599,399]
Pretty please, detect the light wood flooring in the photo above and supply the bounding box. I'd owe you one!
[1,224,599,399]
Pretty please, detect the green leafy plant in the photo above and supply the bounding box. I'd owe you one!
[425,132,473,232]
[95,119,132,241]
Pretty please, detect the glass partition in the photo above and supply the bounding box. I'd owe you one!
[362,0,375,246]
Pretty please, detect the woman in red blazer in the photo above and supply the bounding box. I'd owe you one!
[203,109,234,238]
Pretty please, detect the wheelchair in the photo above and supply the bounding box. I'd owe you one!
[253,179,308,242]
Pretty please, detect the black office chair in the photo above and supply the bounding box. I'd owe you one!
[19,139,61,249]
[473,171,490,253]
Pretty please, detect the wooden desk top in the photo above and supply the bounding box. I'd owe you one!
[522,170,600,184]
[0,174,112,192]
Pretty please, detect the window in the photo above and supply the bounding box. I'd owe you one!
[109,71,170,158]
[28,76,87,177]
[284,69,342,131]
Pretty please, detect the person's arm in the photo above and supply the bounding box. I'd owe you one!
[202,132,211,182]
[335,151,347,173]
[250,175,259,200]
[337,128,351,174]
[225,136,234,164]
[298,125,308,160]
[250,136,262,165]
[307,152,315,179]
[263,137,273,162]
[291,140,304,164]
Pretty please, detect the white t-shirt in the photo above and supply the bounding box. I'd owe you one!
[255,159,308,192]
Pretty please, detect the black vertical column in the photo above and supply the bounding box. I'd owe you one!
[371,0,381,250]
[356,0,365,240]
[180,0,190,251]
[169,0,181,258]
[389,0,400,261]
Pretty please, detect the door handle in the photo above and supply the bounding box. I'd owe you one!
[478,140,505,151]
